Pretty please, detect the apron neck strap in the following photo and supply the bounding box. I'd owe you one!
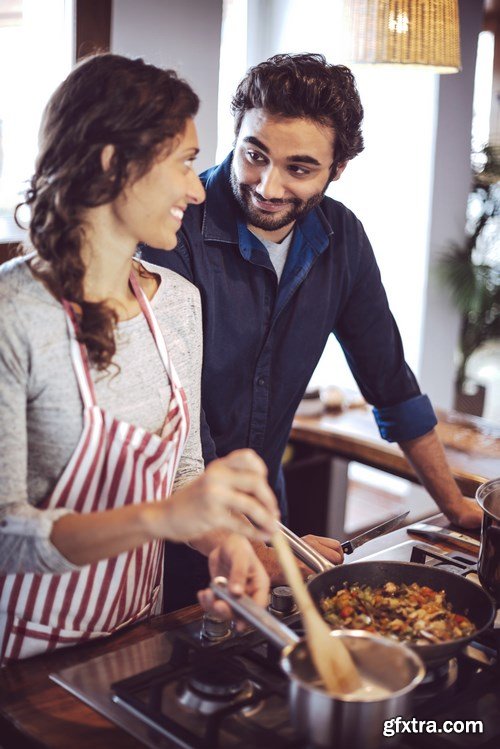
[62,266,181,410]
[61,299,98,409]
[129,269,182,390]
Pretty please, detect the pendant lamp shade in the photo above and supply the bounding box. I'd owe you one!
[343,0,461,73]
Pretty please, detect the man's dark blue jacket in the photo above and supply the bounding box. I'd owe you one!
[141,152,436,509]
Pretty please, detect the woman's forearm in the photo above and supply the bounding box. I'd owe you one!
[50,503,159,566]
[48,449,279,568]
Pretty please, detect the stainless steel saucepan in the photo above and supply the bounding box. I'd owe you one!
[476,478,500,604]
[211,576,425,749]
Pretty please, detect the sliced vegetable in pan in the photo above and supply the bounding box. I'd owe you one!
[320,581,476,644]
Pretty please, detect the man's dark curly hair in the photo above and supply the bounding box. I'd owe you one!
[231,53,364,174]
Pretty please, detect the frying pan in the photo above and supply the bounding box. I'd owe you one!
[283,530,496,667]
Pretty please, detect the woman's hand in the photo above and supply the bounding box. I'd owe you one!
[197,534,270,627]
[157,449,279,543]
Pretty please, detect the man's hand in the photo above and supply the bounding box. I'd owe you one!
[252,534,344,585]
[197,533,270,628]
[445,496,483,529]
[301,534,344,565]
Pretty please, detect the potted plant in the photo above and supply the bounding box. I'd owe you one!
[438,143,500,416]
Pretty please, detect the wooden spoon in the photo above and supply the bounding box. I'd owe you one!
[272,531,362,695]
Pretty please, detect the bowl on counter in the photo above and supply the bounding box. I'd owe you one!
[296,387,324,417]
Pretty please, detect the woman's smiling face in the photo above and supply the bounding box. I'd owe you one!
[110,118,205,250]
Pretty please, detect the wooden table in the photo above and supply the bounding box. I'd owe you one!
[0,515,471,749]
[289,405,500,538]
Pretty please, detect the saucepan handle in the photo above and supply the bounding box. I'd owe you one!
[210,576,300,650]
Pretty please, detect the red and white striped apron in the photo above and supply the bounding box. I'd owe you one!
[0,271,190,663]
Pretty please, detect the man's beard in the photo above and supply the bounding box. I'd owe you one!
[230,166,326,232]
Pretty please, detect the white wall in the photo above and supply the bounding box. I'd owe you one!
[111,0,223,172]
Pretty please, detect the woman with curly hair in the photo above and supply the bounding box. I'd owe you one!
[0,54,278,663]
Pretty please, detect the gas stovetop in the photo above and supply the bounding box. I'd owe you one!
[51,541,500,749]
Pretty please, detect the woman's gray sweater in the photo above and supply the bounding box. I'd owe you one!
[0,256,204,575]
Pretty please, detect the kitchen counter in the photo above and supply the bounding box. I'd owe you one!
[0,514,476,749]
[0,605,201,749]
[288,406,500,540]
[291,406,500,499]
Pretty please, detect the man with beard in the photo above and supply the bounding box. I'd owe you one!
[141,53,482,608]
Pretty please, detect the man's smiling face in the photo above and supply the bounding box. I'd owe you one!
[230,109,344,241]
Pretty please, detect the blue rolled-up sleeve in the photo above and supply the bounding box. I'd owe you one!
[373,394,437,443]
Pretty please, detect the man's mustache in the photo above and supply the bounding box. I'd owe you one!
[240,184,298,206]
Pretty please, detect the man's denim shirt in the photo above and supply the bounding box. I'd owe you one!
[140,153,436,503]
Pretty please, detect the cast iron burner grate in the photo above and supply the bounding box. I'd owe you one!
[409,543,479,576]
[112,635,299,749]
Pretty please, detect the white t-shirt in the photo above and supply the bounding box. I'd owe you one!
[248,228,294,282]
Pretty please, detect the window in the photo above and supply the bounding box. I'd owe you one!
[216,0,248,163]
[0,0,74,242]
[471,30,494,159]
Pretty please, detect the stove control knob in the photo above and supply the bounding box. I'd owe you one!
[201,613,232,641]
[270,585,295,615]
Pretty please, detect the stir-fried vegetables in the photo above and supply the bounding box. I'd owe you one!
[320,582,476,644]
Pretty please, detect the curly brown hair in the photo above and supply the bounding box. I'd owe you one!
[231,53,364,175]
[16,53,199,370]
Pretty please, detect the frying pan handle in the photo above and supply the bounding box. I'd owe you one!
[277,522,335,574]
[210,576,300,650]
